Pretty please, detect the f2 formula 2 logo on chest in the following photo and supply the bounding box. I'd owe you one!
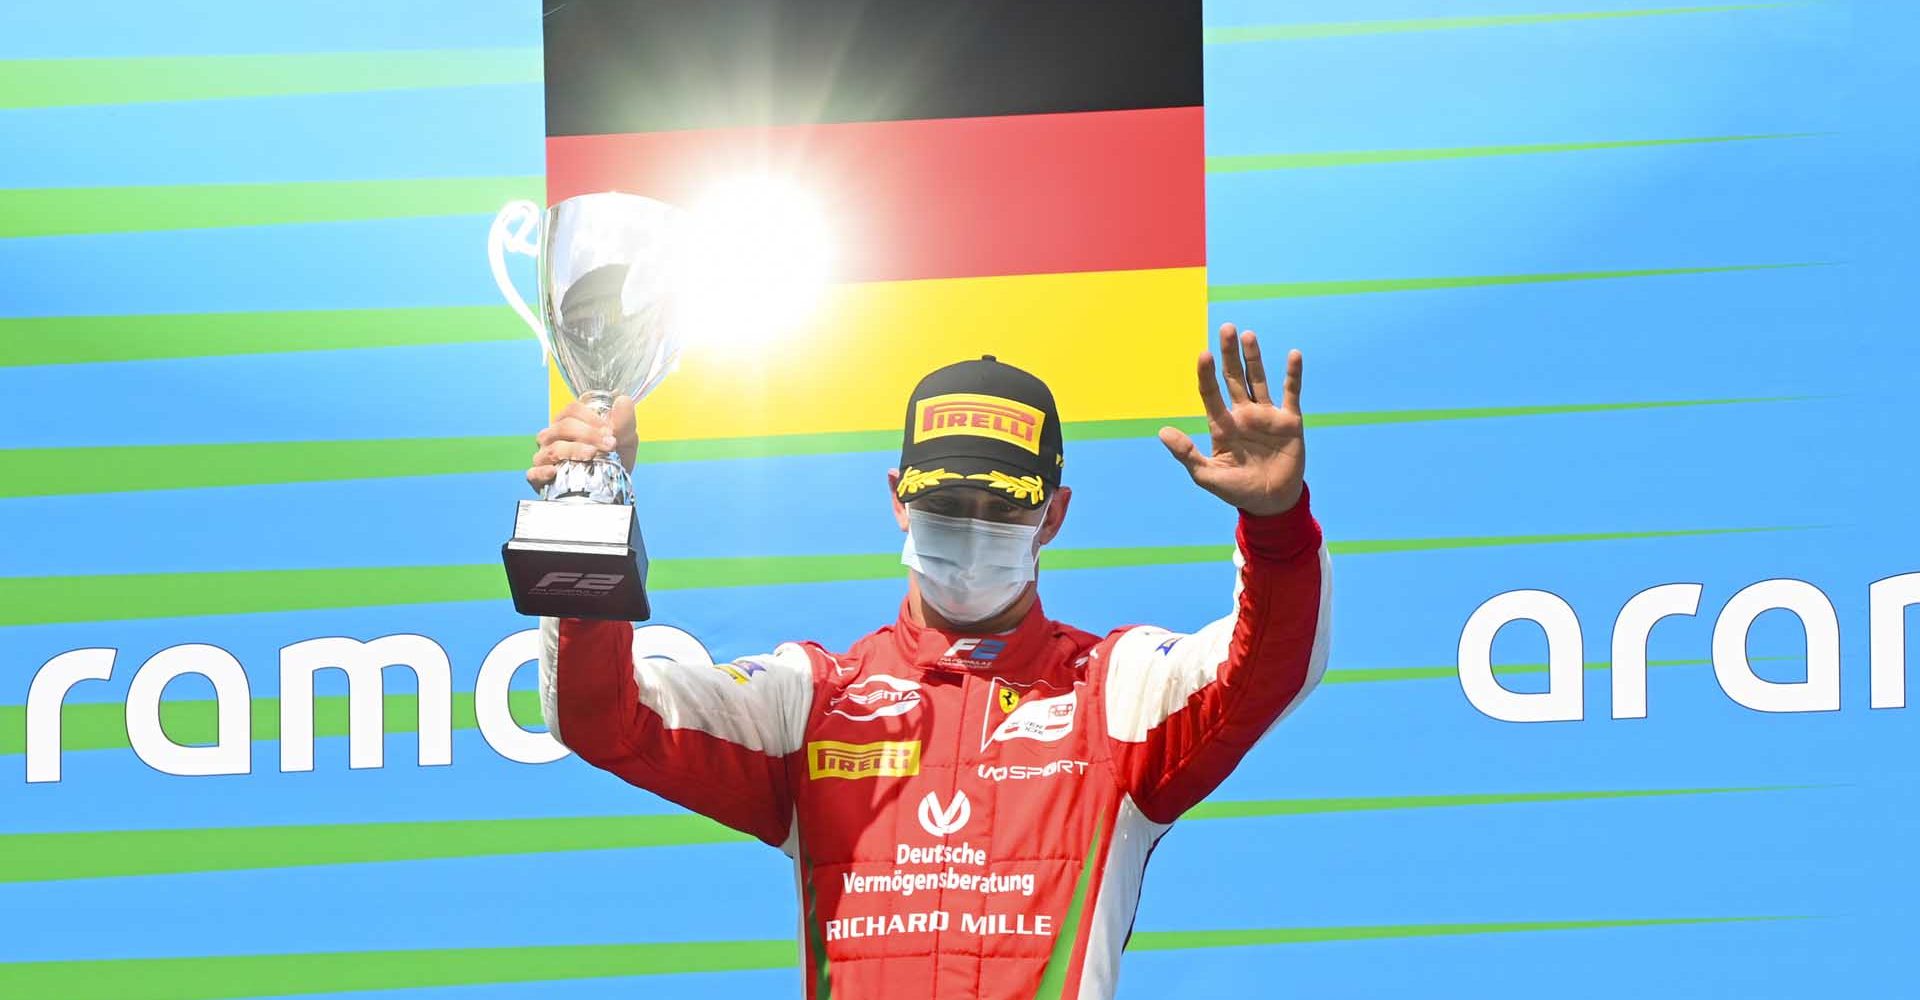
[981,679,1079,751]
[939,637,1006,669]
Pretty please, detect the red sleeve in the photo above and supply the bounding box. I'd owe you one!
[538,617,816,848]
[1099,486,1331,824]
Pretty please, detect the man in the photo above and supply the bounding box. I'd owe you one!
[530,324,1330,999]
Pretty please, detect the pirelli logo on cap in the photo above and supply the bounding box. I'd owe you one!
[807,740,923,780]
[913,393,1045,455]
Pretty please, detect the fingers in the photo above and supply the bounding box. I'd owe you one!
[1195,350,1233,430]
[1280,349,1304,415]
[1216,322,1250,404]
[536,413,618,454]
[1240,330,1270,403]
[607,395,637,437]
[558,398,605,423]
[529,393,633,495]
[529,398,621,494]
[1157,426,1205,475]
[531,440,604,468]
[555,399,618,444]
[605,395,640,471]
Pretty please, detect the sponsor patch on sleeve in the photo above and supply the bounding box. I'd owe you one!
[711,660,767,685]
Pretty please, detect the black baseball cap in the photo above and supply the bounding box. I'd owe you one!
[896,356,1064,509]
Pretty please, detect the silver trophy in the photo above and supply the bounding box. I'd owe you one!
[488,192,685,621]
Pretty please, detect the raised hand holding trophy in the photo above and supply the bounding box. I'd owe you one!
[488,192,685,621]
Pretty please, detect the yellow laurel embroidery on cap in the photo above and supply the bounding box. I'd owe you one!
[898,466,963,496]
[965,471,1044,504]
[912,392,1047,455]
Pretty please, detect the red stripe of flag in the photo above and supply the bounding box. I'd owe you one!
[545,106,1205,285]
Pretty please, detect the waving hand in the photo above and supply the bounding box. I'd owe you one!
[1158,323,1306,517]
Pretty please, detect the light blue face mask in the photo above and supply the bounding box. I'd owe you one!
[900,502,1048,625]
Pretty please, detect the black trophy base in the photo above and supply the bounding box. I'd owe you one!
[502,499,651,621]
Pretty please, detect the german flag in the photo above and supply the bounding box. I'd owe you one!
[541,0,1205,446]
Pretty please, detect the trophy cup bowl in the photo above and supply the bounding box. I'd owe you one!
[490,192,685,621]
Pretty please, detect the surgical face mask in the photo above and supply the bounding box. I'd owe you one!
[900,503,1047,625]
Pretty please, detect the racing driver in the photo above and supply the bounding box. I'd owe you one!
[530,324,1331,999]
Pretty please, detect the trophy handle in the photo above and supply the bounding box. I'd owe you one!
[488,199,552,361]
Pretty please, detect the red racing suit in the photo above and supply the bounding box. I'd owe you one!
[538,489,1330,999]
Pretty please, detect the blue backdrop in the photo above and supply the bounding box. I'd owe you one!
[2,1,1914,997]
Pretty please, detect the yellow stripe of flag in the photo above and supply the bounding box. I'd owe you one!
[550,266,1208,441]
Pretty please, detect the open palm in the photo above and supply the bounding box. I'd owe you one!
[1157,323,1306,517]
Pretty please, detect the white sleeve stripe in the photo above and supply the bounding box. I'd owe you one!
[1104,542,1330,744]
[537,616,565,746]
[536,617,813,757]
[633,643,814,756]
[1103,547,1248,743]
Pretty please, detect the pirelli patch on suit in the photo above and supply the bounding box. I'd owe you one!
[807,740,923,780]
[912,393,1046,454]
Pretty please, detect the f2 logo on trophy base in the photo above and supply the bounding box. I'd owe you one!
[529,572,625,595]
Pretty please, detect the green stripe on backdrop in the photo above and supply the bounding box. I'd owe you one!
[0,48,543,110]
[1209,263,1825,302]
[0,307,527,367]
[0,178,543,239]
[1,263,1823,367]
[0,526,1797,627]
[0,436,532,498]
[628,397,1788,465]
[0,813,752,885]
[1322,525,1789,556]
[0,788,1782,884]
[0,398,1792,498]
[1321,655,1794,685]
[1127,916,1794,950]
[1181,787,1786,821]
[1,659,1798,757]
[0,691,548,756]
[1206,134,1820,173]
[0,917,1792,999]
[1203,5,1788,45]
